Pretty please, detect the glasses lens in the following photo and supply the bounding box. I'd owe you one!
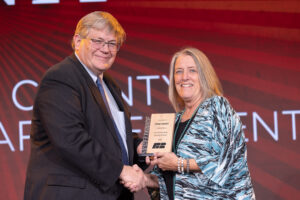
[108,43,118,52]
[89,38,119,52]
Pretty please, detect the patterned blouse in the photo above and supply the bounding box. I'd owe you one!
[151,96,255,200]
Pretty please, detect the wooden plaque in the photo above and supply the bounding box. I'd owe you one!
[140,113,176,156]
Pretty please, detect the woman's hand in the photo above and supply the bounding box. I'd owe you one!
[145,154,158,166]
[137,141,143,154]
[120,164,146,193]
[155,152,178,171]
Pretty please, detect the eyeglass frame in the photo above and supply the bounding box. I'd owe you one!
[84,37,120,52]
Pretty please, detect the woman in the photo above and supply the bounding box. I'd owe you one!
[139,47,256,200]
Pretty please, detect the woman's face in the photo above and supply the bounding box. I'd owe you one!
[174,54,202,105]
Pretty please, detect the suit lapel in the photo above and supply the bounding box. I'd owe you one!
[69,54,121,149]
[103,74,134,164]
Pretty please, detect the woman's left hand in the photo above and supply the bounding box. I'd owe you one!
[137,141,143,154]
[155,152,178,171]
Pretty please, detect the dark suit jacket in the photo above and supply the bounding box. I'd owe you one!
[24,54,140,200]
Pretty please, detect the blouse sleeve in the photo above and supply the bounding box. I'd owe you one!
[150,166,168,199]
[195,96,247,187]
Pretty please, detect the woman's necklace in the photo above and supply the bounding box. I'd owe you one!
[172,103,201,153]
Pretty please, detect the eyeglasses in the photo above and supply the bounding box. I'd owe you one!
[87,38,120,52]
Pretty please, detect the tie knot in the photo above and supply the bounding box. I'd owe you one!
[96,78,105,91]
[96,78,101,86]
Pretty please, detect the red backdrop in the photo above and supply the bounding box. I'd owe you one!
[0,0,300,199]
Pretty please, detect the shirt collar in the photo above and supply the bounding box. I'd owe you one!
[75,52,99,84]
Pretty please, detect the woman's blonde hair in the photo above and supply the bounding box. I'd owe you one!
[168,47,223,112]
[71,11,126,49]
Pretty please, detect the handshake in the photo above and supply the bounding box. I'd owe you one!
[119,151,178,192]
[119,155,160,192]
[119,143,175,192]
[118,142,160,192]
[119,164,148,192]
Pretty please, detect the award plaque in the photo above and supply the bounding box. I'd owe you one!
[139,113,176,158]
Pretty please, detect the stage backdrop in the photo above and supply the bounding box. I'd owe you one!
[0,0,299,199]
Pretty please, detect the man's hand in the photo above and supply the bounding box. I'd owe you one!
[119,165,146,192]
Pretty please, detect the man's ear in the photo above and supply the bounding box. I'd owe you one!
[73,34,82,51]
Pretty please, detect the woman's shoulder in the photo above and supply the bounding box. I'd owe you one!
[204,95,234,116]
[207,95,229,105]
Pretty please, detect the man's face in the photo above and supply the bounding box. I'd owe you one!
[74,28,118,76]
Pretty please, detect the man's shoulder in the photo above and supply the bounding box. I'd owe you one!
[42,54,80,80]
[48,55,77,74]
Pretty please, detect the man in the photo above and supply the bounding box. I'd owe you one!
[24,11,145,200]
